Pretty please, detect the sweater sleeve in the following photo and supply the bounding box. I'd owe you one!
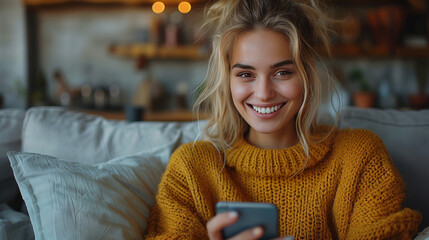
[144,144,209,240]
[342,131,422,239]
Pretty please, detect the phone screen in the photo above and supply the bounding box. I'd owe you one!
[215,201,278,239]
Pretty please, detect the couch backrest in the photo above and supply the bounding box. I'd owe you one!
[339,107,429,230]
[0,108,25,204]
[22,107,206,166]
[21,106,429,230]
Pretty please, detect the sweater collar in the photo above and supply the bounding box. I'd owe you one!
[226,126,337,177]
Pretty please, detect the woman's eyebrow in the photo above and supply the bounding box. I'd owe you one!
[231,60,294,70]
[270,60,294,69]
[231,63,255,70]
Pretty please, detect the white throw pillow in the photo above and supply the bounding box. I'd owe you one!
[8,151,165,240]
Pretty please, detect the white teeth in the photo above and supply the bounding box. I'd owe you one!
[252,104,283,114]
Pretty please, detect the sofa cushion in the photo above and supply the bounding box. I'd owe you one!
[0,109,25,205]
[22,107,205,165]
[8,150,165,240]
[339,107,429,230]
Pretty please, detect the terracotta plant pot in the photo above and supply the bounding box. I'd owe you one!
[409,93,429,109]
[353,92,376,108]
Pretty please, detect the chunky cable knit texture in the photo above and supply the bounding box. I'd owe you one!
[145,127,421,239]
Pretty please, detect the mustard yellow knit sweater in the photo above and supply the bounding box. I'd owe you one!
[145,127,421,239]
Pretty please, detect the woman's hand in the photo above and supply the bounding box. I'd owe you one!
[207,211,264,240]
[206,211,295,240]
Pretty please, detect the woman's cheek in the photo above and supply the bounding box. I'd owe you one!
[278,80,303,99]
[231,81,251,102]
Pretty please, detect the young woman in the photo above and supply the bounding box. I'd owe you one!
[145,0,422,239]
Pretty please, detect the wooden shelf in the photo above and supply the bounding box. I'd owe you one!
[327,44,429,58]
[111,43,429,60]
[395,46,429,58]
[109,43,208,60]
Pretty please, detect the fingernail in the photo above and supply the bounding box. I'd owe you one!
[253,227,263,236]
[229,211,238,218]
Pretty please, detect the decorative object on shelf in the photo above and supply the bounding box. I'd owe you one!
[75,84,123,110]
[132,79,151,111]
[367,6,405,51]
[93,87,109,110]
[132,78,165,112]
[108,85,122,110]
[349,69,375,108]
[176,81,188,110]
[53,70,80,107]
[340,15,362,44]
[165,12,183,46]
[378,77,397,109]
[409,60,429,109]
[80,84,93,108]
[150,16,164,46]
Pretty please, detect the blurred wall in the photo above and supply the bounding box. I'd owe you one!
[0,0,27,108]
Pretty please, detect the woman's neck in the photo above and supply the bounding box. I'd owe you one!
[246,128,299,149]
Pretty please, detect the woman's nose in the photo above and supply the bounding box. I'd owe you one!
[254,76,275,101]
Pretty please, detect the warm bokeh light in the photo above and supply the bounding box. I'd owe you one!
[178,1,191,14]
[152,1,165,14]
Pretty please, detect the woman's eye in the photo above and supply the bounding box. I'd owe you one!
[275,71,292,76]
[237,72,253,78]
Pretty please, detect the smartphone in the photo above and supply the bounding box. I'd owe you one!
[215,201,278,240]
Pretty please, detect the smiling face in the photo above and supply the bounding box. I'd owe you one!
[229,29,303,149]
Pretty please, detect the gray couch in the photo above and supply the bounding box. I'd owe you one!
[0,106,428,239]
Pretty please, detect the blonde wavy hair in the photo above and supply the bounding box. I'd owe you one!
[194,0,337,159]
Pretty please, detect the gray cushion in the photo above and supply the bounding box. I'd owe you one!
[339,107,429,230]
[22,107,206,165]
[0,109,25,204]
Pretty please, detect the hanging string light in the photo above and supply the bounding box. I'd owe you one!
[178,1,191,14]
[152,1,192,15]
[152,1,165,14]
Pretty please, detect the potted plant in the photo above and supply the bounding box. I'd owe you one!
[349,69,376,108]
